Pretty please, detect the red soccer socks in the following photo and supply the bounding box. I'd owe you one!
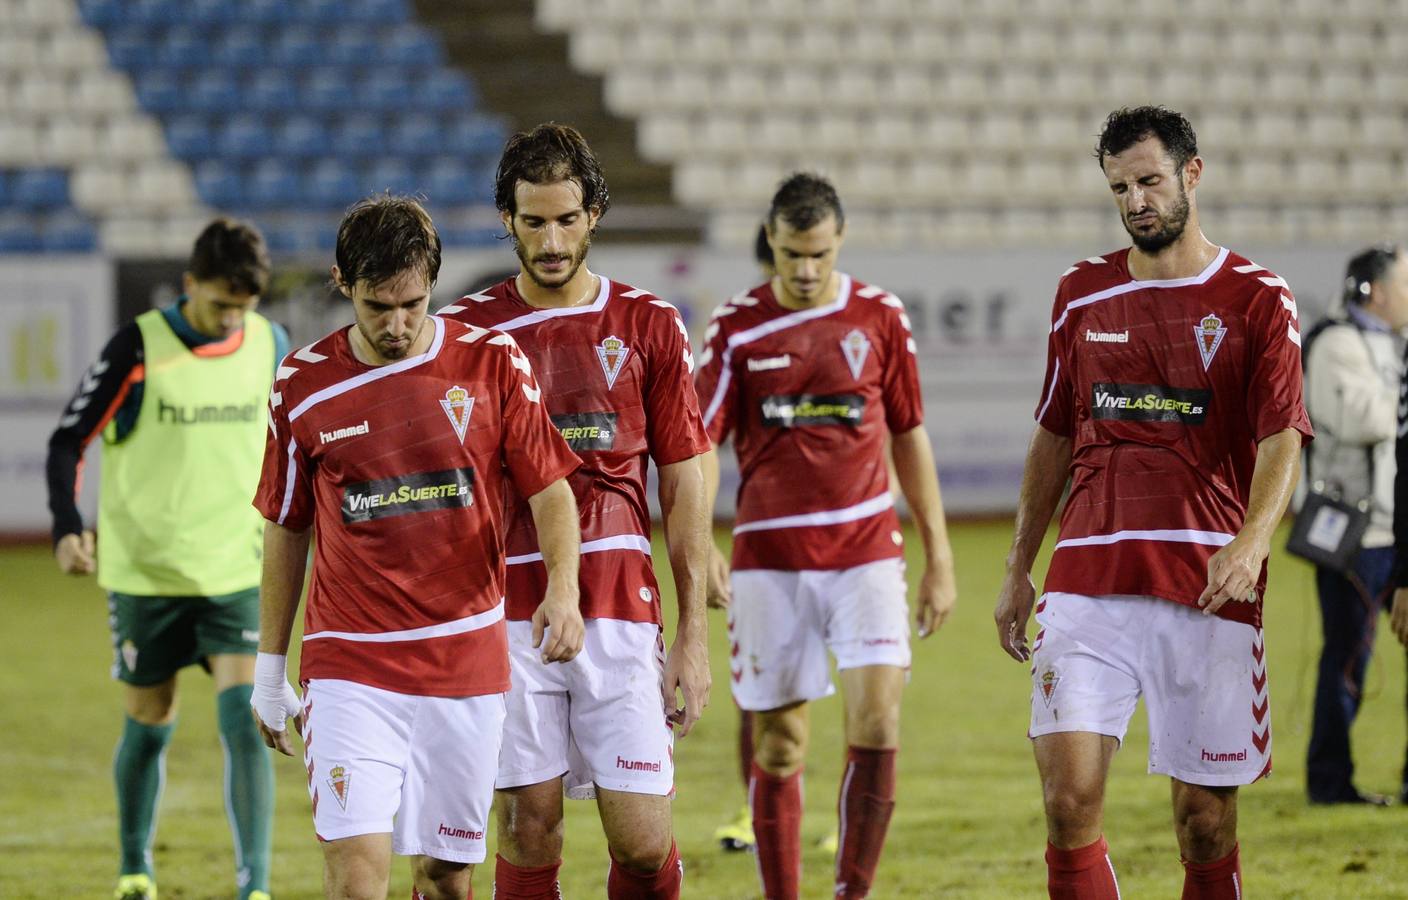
[494,854,562,900]
[738,708,755,787]
[1046,836,1121,899]
[606,840,682,900]
[750,762,803,899]
[834,747,898,899]
[1182,844,1242,900]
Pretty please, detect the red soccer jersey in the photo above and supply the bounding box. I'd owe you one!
[441,276,710,624]
[694,274,923,571]
[252,316,580,696]
[1034,247,1313,627]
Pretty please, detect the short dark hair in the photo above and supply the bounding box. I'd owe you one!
[1343,243,1401,306]
[1095,106,1199,172]
[767,172,844,232]
[753,222,774,269]
[188,217,270,296]
[335,194,442,290]
[494,123,610,218]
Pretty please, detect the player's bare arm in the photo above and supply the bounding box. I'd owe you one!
[251,521,311,756]
[526,478,584,663]
[1392,589,1408,646]
[55,530,96,575]
[700,445,732,609]
[995,425,1073,661]
[658,455,712,737]
[890,425,957,638]
[1198,427,1302,616]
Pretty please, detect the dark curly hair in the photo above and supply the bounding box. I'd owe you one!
[767,172,844,233]
[335,194,442,290]
[494,123,610,218]
[1095,106,1199,172]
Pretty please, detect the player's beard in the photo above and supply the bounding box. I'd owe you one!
[513,227,592,290]
[1125,183,1190,254]
[358,317,425,362]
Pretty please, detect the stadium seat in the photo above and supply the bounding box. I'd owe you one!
[77,0,125,28]
[244,70,300,113]
[164,115,215,159]
[193,159,243,207]
[217,114,270,160]
[415,69,476,112]
[128,0,186,27]
[365,158,419,195]
[71,70,136,115]
[363,71,413,110]
[270,26,322,68]
[343,0,409,24]
[103,26,153,69]
[274,116,329,159]
[211,26,267,67]
[39,117,97,165]
[184,0,240,25]
[0,121,41,166]
[188,69,242,114]
[135,69,183,113]
[329,114,385,158]
[324,27,380,66]
[130,161,199,212]
[0,211,43,252]
[11,168,68,209]
[157,26,211,68]
[40,209,98,252]
[306,159,362,208]
[381,24,443,65]
[442,116,505,157]
[243,0,295,24]
[246,159,303,208]
[388,114,441,157]
[302,67,353,113]
[422,157,479,206]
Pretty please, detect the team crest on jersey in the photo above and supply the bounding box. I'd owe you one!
[596,335,631,389]
[326,765,351,811]
[840,329,870,380]
[439,385,474,443]
[1195,314,1227,370]
[1038,668,1061,708]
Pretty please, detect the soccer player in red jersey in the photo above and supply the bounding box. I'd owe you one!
[248,196,584,900]
[993,107,1312,900]
[441,124,710,900]
[696,173,958,900]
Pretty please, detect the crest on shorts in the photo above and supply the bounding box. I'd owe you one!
[840,329,870,380]
[1038,667,1061,708]
[439,385,474,444]
[596,335,631,390]
[1195,314,1227,371]
[326,764,351,811]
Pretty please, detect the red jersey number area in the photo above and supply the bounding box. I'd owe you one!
[252,316,580,696]
[442,277,710,624]
[1035,248,1312,626]
[695,275,923,572]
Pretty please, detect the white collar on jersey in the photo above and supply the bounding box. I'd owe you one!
[491,275,613,333]
[1126,245,1229,289]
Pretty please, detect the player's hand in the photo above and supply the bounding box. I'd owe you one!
[662,620,711,737]
[1197,534,1266,616]
[705,545,732,609]
[1391,588,1408,647]
[915,563,956,638]
[55,530,96,575]
[250,652,304,757]
[994,569,1037,662]
[532,584,585,664]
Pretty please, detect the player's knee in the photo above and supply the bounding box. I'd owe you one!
[499,804,564,862]
[754,731,806,774]
[1174,803,1234,861]
[1043,783,1103,840]
[412,857,472,899]
[609,831,672,874]
[848,705,900,748]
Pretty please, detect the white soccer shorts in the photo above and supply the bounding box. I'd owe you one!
[497,618,675,799]
[301,678,505,862]
[728,558,912,712]
[1028,592,1272,786]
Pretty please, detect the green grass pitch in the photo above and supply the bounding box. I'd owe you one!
[3,522,1407,898]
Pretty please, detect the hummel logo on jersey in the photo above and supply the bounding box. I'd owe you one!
[1084,329,1129,343]
[747,354,792,372]
[616,755,663,773]
[596,335,631,389]
[1195,314,1228,370]
[437,823,484,840]
[439,386,474,443]
[1091,383,1210,424]
[341,468,475,524]
[1200,748,1248,763]
[840,329,870,379]
[320,420,370,444]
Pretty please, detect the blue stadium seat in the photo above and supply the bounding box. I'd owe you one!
[443,116,506,157]
[329,115,386,159]
[185,0,239,25]
[247,160,303,208]
[157,26,212,68]
[306,160,361,208]
[245,70,301,113]
[189,69,241,113]
[389,115,441,157]
[344,0,409,24]
[422,157,477,206]
[300,0,352,24]
[414,69,475,112]
[0,172,9,207]
[363,71,411,111]
[275,116,329,159]
[129,0,186,27]
[211,26,267,67]
[244,0,294,24]
[106,27,155,70]
[365,158,419,196]
[41,211,99,253]
[135,70,184,114]
[11,170,69,210]
[270,26,322,68]
[77,0,125,28]
[380,25,443,66]
[165,115,216,159]
[218,115,270,160]
[324,27,379,66]
[0,213,43,253]
[194,160,243,207]
[302,68,353,113]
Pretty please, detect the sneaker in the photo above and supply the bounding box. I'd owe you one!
[713,804,755,852]
[114,874,157,900]
[247,892,272,900]
[1308,788,1392,806]
[818,827,839,856]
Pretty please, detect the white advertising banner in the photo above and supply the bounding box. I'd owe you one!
[0,256,112,535]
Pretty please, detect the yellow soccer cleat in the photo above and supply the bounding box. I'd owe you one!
[114,873,157,900]
[713,803,755,852]
[247,892,272,900]
[818,827,839,856]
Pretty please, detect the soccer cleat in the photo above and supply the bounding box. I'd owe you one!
[247,892,272,900]
[713,804,755,852]
[818,827,839,856]
[114,874,157,900]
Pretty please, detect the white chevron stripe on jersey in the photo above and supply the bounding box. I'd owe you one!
[732,489,893,535]
[304,599,505,643]
[506,533,652,565]
[1053,528,1235,550]
[1257,276,1288,289]
[1232,263,1265,274]
[457,325,491,343]
[522,383,541,403]
[293,345,328,363]
[1280,294,1298,319]
[491,277,613,332]
[275,365,298,380]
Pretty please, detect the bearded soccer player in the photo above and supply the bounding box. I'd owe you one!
[696,173,958,900]
[46,218,287,900]
[993,106,1310,899]
[249,196,583,900]
[440,123,710,900]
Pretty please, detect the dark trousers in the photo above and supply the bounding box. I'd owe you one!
[1305,546,1403,799]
